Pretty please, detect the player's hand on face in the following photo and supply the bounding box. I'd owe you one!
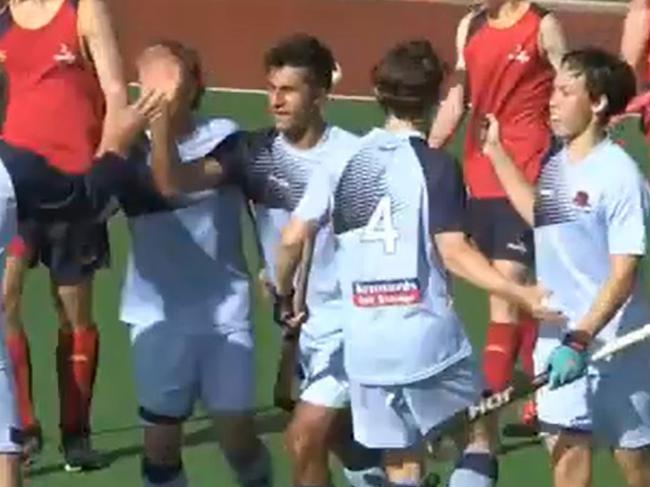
[138,49,184,104]
[101,89,166,156]
[519,284,567,324]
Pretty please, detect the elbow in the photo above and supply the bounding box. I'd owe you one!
[152,174,181,199]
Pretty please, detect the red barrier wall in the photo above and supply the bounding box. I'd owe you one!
[109,0,625,95]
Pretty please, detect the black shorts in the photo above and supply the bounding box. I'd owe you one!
[11,220,110,285]
[466,197,534,266]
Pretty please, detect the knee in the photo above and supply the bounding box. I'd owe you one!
[215,415,260,457]
[283,417,327,463]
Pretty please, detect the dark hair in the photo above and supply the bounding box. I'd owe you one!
[264,33,336,91]
[562,48,637,122]
[146,39,205,110]
[372,39,445,120]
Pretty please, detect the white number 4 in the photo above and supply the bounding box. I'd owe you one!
[361,196,398,254]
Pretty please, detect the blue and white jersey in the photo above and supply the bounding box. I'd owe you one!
[222,126,359,338]
[294,128,473,385]
[534,138,650,344]
[119,118,252,333]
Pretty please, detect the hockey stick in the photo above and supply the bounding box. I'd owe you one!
[273,235,315,412]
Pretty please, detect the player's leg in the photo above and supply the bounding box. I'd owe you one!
[535,333,593,487]
[0,321,24,487]
[544,432,592,487]
[2,237,42,462]
[45,222,109,470]
[474,198,537,434]
[285,330,383,487]
[407,359,497,487]
[130,322,194,487]
[613,448,650,487]
[348,380,423,486]
[200,329,271,487]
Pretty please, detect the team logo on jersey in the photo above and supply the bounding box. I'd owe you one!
[572,190,591,210]
[507,44,531,64]
[0,51,6,63]
[352,278,421,307]
[53,43,77,64]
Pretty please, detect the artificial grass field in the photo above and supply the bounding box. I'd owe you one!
[19,90,650,486]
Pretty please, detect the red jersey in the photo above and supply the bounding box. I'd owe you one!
[463,4,553,198]
[0,0,104,174]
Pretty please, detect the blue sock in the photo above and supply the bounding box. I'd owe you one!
[224,442,272,487]
[142,458,188,487]
[447,452,498,487]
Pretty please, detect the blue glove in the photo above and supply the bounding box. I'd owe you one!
[546,334,588,389]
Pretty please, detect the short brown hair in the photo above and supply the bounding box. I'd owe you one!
[372,40,444,119]
[264,33,336,91]
[562,48,636,123]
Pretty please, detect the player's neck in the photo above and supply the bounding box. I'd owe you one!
[487,0,529,25]
[565,126,606,163]
[282,117,326,150]
[384,116,426,136]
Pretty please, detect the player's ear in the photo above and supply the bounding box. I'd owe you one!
[592,94,608,119]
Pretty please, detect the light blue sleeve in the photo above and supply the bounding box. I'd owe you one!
[604,163,649,256]
[293,157,346,224]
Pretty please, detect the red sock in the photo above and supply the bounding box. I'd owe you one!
[5,329,37,428]
[482,322,520,393]
[517,314,538,380]
[57,327,99,437]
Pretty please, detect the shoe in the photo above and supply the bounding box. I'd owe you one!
[61,434,108,472]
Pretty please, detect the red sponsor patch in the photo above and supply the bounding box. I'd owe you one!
[352,278,421,307]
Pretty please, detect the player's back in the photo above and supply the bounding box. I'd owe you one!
[330,128,472,385]
[0,0,104,174]
[120,118,251,334]
[463,3,553,198]
[246,125,359,326]
[535,139,650,345]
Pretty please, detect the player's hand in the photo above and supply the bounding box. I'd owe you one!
[272,290,300,338]
[100,90,166,156]
[138,46,184,104]
[480,114,505,160]
[546,334,588,389]
[517,284,567,324]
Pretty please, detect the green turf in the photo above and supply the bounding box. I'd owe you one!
[19,90,648,486]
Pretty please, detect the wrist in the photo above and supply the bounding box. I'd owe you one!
[562,330,592,352]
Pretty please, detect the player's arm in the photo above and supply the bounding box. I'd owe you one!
[427,13,471,149]
[148,103,235,197]
[428,154,558,320]
[482,115,535,225]
[572,171,649,342]
[621,0,650,80]
[275,167,333,298]
[538,13,567,71]
[77,0,129,155]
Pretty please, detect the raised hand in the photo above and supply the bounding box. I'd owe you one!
[100,89,166,156]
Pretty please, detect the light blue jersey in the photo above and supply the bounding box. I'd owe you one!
[243,126,360,338]
[535,139,650,344]
[295,128,473,385]
[119,118,252,333]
